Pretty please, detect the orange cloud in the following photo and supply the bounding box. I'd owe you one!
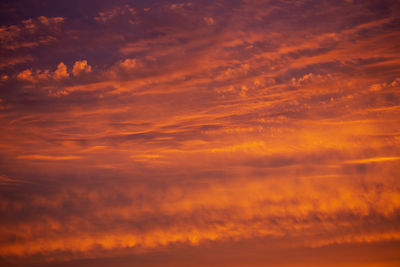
[72,60,92,76]
[16,69,35,82]
[1,1,400,266]
[53,62,69,79]
[37,16,64,26]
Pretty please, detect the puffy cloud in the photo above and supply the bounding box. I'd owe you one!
[16,69,35,82]
[369,77,400,91]
[72,60,92,76]
[291,73,314,86]
[15,62,71,82]
[53,62,69,80]
[119,58,137,70]
[16,69,52,82]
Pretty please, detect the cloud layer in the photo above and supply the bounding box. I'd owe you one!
[0,0,400,266]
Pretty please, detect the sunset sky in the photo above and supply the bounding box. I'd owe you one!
[1,0,400,266]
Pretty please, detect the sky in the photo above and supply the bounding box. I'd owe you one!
[0,0,400,266]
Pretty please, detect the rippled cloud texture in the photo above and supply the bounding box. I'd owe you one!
[1,0,400,266]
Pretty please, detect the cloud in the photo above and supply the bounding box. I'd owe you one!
[72,60,92,76]
[16,154,83,161]
[119,58,137,70]
[37,16,64,26]
[16,69,35,82]
[94,5,136,24]
[15,62,71,82]
[53,62,69,80]
[369,77,400,91]
[0,0,400,266]
[344,156,400,164]
[0,55,33,70]
[0,175,26,186]
[0,164,399,259]
[203,17,215,26]
[0,16,64,50]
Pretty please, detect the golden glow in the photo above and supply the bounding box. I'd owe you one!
[0,1,400,266]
